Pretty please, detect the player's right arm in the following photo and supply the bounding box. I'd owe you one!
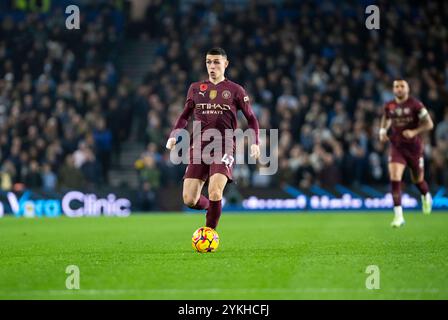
[165,84,195,150]
[379,104,392,143]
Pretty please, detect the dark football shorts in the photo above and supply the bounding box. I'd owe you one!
[389,144,424,176]
[183,162,233,183]
[183,151,235,183]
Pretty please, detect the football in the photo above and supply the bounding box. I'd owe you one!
[192,227,220,253]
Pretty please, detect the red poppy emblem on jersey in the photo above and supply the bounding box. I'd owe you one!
[200,84,208,91]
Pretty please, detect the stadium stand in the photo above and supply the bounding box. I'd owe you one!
[0,0,447,210]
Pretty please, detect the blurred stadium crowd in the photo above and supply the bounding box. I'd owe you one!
[0,2,131,191]
[0,0,447,195]
[136,0,448,190]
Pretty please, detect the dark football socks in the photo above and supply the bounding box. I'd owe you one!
[415,180,429,195]
[391,181,401,206]
[206,199,222,229]
[191,195,210,210]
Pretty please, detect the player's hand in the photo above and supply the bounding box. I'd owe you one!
[250,144,260,159]
[402,129,417,139]
[379,128,389,142]
[165,137,177,150]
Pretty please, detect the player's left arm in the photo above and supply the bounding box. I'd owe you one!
[403,106,434,139]
[237,88,260,159]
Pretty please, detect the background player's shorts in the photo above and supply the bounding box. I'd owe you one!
[183,162,234,183]
[389,144,424,176]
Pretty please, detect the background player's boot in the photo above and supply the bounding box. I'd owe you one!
[421,193,432,215]
[391,216,405,228]
[391,206,405,228]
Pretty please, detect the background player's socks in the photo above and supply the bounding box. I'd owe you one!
[206,200,222,229]
[415,180,429,195]
[414,180,431,214]
[393,206,403,219]
[391,180,404,227]
[391,181,402,206]
[191,195,209,210]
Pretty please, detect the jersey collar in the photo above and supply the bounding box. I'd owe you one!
[205,78,227,86]
[394,96,410,105]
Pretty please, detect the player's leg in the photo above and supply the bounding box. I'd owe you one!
[182,163,210,210]
[389,161,406,227]
[206,173,228,229]
[182,178,209,209]
[409,156,432,215]
[388,145,407,227]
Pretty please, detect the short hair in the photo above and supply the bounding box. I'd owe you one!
[393,79,409,86]
[206,47,227,58]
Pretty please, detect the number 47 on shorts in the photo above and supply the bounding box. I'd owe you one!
[221,154,234,167]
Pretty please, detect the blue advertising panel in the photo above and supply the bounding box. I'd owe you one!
[0,190,132,218]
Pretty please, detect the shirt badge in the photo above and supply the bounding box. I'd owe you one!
[222,90,231,99]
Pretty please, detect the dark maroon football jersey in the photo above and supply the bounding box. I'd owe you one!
[170,78,259,162]
[384,96,427,151]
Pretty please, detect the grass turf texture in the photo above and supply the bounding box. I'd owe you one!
[0,212,447,300]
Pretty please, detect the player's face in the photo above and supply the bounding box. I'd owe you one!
[206,55,228,80]
[393,81,410,99]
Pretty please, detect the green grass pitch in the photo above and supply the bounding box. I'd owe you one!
[0,211,447,300]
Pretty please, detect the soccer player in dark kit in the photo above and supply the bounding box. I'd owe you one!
[165,47,260,230]
[379,79,434,228]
